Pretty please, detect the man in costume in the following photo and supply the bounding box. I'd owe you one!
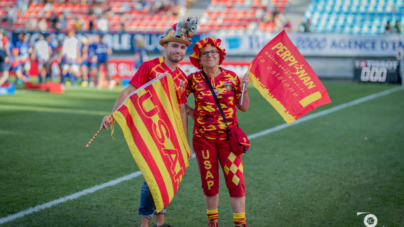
[100,20,195,227]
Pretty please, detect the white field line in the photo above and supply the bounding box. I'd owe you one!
[248,86,404,139]
[1,86,402,225]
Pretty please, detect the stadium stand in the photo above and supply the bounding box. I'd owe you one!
[0,0,190,33]
[195,0,288,33]
[303,0,404,34]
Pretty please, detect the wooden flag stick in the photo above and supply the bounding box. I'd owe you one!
[86,128,102,147]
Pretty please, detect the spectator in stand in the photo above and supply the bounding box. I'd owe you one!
[5,6,17,27]
[274,13,285,32]
[26,16,38,32]
[55,14,67,32]
[88,13,95,32]
[120,16,126,32]
[97,14,109,32]
[37,18,48,33]
[283,20,292,32]
[394,20,402,34]
[0,28,11,86]
[74,16,83,32]
[385,21,394,34]
[301,18,312,33]
[50,12,58,30]
[262,11,274,24]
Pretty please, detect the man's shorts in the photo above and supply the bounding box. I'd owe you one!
[193,135,246,197]
[88,61,98,69]
[61,57,79,72]
[81,59,88,67]
[0,61,6,72]
[37,59,50,68]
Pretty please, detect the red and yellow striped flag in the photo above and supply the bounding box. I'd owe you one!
[113,73,191,212]
[248,31,331,124]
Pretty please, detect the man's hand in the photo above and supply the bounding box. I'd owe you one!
[100,115,113,129]
[240,72,250,87]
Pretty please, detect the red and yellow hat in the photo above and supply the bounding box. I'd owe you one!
[189,37,226,69]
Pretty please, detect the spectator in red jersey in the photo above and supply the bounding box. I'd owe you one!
[0,28,11,86]
[283,20,292,32]
[187,37,250,227]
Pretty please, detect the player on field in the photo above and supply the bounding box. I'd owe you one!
[33,34,52,83]
[99,21,195,227]
[15,33,32,80]
[94,34,112,88]
[10,48,28,83]
[79,36,89,87]
[59,30,81,86]
[0,28,11,86]
[87,34,98,87]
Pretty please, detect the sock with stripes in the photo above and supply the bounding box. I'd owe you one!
[207,209,218,222]
[233,212,246,225]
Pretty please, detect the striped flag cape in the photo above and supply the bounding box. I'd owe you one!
[112,73,191,212]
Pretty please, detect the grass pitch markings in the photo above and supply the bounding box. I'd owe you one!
[0,86,402,225]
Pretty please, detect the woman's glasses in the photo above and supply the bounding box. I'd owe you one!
[200,50,219,57]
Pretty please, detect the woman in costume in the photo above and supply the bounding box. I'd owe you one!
[186,37,250,227]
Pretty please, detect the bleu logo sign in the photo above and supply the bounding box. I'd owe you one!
[227,37,241,49]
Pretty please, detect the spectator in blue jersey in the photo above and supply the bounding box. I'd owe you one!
[79,36,89,87]
[94,34,112,89]
[15,33,32,80]
[87,34,98,87]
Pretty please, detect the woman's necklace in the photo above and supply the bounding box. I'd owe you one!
[203,67,219,88]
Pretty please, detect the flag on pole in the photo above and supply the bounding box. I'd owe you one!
[248,31,331,124]
[113,73,191,212]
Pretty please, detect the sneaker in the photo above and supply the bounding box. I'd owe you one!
[81,81,89,87]
[208,221,218,227]
[89,81,94,87]
[65,81,72,87]
[152,224,173,227]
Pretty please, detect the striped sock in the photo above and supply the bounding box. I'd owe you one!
[207,209,218,222]
[233,212,246,225]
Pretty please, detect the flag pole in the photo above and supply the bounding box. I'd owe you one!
[86,128,102,147]
[240,82,246,105]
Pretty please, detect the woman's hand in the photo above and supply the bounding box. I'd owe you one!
[100,115,113,129]
[240,73,250,88]
[187,105,195,121]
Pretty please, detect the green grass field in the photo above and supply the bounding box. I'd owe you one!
[1,81,403,227]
